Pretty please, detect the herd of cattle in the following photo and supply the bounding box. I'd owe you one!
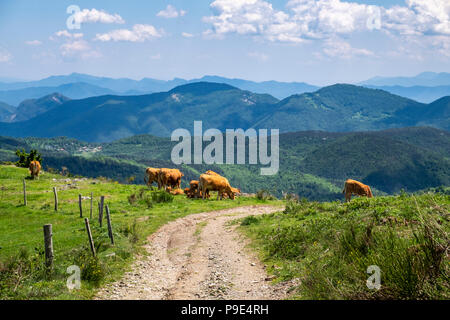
[25,160,374,202]
[145,167,241,200]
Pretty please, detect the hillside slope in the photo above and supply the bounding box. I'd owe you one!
[1,127,448,199]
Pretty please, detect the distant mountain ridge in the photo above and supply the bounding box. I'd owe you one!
[0,82,115,106]
[0,73,319,100]
[360,72,450,87]
[0,82,448,142]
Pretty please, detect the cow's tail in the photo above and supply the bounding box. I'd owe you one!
[342,181,347,194]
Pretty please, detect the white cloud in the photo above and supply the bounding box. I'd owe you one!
[0,49,12,63]
[150,53,162,60]
[248,51,269,62]
[321,38,374,59]
[73,8,125,25]
[60,40,102,60]
[94,24,163,42]
[25,40,42,46]
[52,30,83,39]
[203,0,372,43]
[157,5,186,18]
[203,0,450,51]
[182,32,194,38]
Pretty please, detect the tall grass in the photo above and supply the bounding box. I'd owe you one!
[240,193,449,299]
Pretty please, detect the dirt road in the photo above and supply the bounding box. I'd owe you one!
[96,205,296,300]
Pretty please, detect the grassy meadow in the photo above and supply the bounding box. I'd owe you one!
[238,192,450,299]
[0,165,281,300]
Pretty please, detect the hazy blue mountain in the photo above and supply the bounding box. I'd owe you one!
[363,85,450,103]
[190,75,319,99]
[12,93,70,122]
[0,83,448,142]
[0,82,279,142]
[0,82,115,106]
[360,72,450,87]
[0,73,318,99]
[0,101,15,122]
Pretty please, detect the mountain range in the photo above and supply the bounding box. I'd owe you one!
[360,72,450,87]
[0,73,319,104]
[1,72,450,105]
[0,82,448,142]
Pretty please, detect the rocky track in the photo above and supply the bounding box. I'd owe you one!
[96,205,296,300]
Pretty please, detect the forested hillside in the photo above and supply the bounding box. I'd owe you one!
[1,127,448,201]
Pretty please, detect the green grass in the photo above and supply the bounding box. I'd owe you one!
[238,192,450,300]
[0,165,281,300]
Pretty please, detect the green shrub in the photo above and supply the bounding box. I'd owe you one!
[151,190,174,203]
[256,189,276,201]
[241,216,259,226]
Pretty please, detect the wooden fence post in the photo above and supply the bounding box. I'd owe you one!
[78,194,83,218]
[105,205,114,245]
[90,192,93,220]
[98,196,104,227]
[23,179,27,206]
[53,187,58,212]
[84,218,96,257]
[43,224,53,269]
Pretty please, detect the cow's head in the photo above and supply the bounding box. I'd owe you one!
[226,186,235,200]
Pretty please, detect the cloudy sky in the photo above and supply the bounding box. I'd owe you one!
[0,0,449,85]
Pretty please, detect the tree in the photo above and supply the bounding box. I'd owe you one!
[15,149,42,168]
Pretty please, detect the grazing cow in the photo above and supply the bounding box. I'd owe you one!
[222,187,241,199]
[343,179,373,202]
[199,174,235,200]
[158,168,184,190]
[184,180,210,199]
[29,160,41,180]
[145,167,161,188]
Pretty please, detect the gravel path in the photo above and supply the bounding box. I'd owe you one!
[96,205,296,300]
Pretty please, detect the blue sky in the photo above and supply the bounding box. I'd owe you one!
[0,0,449,85]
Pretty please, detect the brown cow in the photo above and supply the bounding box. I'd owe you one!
[167,187,185,195]
[222,187,241,199]
[199,174,235,200]
[158,168,184,190]
[205,170,221,176]
[343,179,373,202]
[145,167,161,188]
[29,160,41,180]
[184,180,210,199]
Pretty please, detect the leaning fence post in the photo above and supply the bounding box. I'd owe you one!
[78,194,83,218]
[105,205,114,245]
[84,218,96,257]
[53,187,58,212]
[43,224,54,269]
[23,179,27,206]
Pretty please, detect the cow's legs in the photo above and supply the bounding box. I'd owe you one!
[345,192,352,202]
